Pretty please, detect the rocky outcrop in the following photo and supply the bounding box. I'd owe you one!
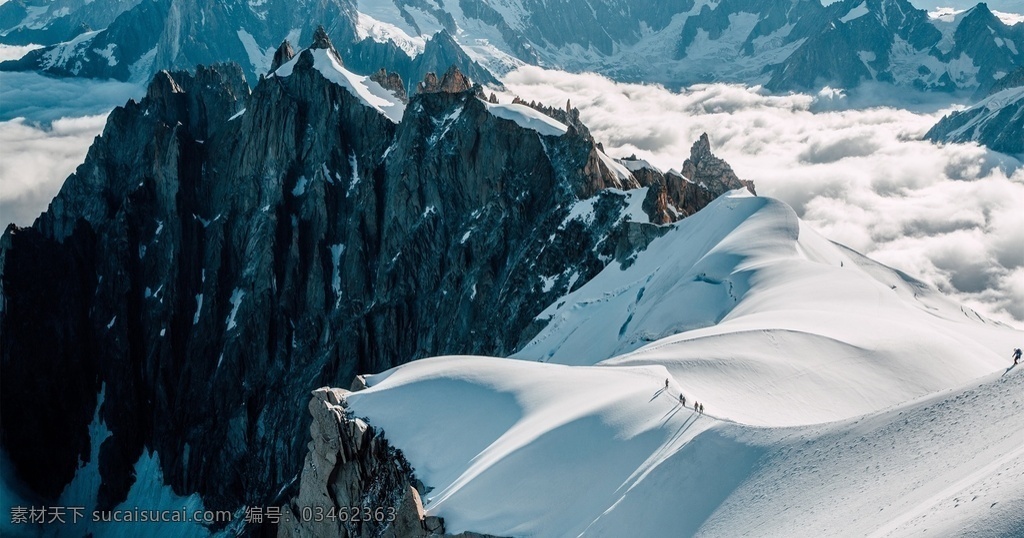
[681,134,756,197]
[0,28,749,526]
[277,388,425,538]
[417,65,473,94]
[924,85,1024,155]
[278,388,505,538]
[272,40,297,72]
[632,134,757,224]
[371,68,408,103]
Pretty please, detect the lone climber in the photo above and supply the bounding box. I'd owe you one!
[1014,347,1022,365]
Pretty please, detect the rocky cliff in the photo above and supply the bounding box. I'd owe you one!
[277,387,502,538]
[925,70,1024,155]
[0,27,753,529]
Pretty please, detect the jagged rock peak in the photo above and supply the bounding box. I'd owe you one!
[271,40,295,72]
[370,68,408,103]
[278,388,453,538]
[510,95,591,138]
[139,63,249,138]
[146,70,185,99]
[691,133,713,160]
[418,65,472,94]
[311,25,333,51]
[307,25,346,66]
[681,133,756,196]
[440,65,471,93]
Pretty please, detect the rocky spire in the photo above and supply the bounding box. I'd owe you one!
[370,68,408,103]
[309,25,343,66]
[440,65,472,93]
[271,40,296,72]
[417,65,473,94]
[680,133,756,196]
[311,25,332,50]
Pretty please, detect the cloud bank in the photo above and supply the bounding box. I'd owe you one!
[0,62,142,228]
[1,63,1021,325]
[0,114,109,227]
[502,67,1024,325]
[0,70,142,123]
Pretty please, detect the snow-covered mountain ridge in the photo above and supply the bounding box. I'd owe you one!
[330,352,1024,536]
[312,190,1024,536]
[3,0,1023,93]
[926,67,1024,154]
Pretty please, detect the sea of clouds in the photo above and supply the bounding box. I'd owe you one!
[0,41,143,226]
[1,56,1021,325]
[502,67,1024,325]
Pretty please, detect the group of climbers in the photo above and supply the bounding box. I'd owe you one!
[666,378,704,416]
[661,349,1023,421]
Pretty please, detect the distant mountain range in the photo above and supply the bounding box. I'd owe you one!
[926,66,1024,154]
[3,0,1023,94]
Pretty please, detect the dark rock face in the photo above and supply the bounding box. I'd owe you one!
[987,66,1024,96]
[271,40,296,72]
[0,31,750,523]
[924,83,1024,155]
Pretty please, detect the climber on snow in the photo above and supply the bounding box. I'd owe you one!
[1014,347,1022,365]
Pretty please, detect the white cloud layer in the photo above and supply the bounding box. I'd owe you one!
[0,69,142,122]
[502,67,1024,325]
[1,65,1021,326]
[0,114,108,227]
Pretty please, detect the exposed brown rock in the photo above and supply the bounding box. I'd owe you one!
[371,68,408,103]
[680,133,756,196]
[418,65,473,94]
[278,388,506,538]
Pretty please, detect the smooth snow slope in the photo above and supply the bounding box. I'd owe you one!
[516,191,1020,426]
[343,192,1024,537]
[347,356,724,537]
[346,360,1024,537]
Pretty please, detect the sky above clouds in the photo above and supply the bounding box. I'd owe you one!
[502,67,1024,326]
